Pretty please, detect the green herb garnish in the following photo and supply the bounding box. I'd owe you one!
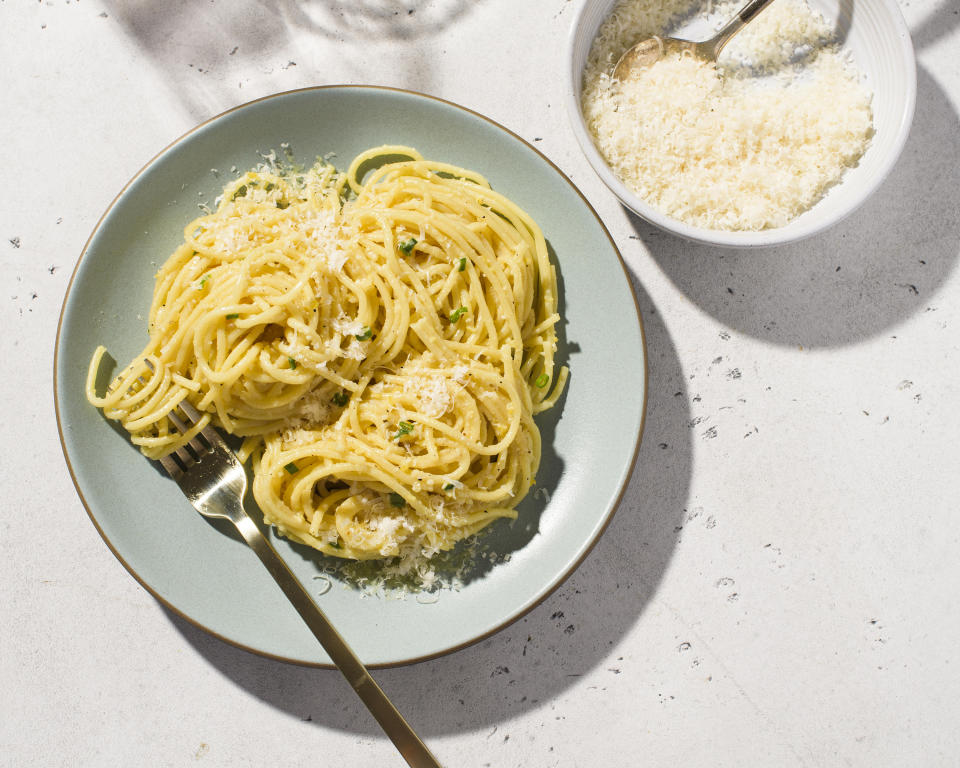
[355,326,372,341]
[449,306,468,323]
[226,313,240,319]
[283,462,299,474]
[331,391,349,407]
[535,373,549,388]
[265,182,275,192]
[393,420,414,440]
[232,184,247,200]
[328,540,342,549]
[276,200,289,209]
[398,238,417,254]
[443,483,455,491]
[288,357,297,370]
[388,492,406,508]
[458,257,466,272]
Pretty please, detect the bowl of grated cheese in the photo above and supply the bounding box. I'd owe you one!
[566,0,916,247]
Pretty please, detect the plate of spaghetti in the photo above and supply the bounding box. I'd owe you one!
[55,86,646,666]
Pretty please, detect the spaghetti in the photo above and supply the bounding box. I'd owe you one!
[87,146,566,567]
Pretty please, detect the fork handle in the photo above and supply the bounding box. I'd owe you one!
[230,514,443,768]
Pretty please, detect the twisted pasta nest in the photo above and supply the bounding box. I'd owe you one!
[89,146,566,564]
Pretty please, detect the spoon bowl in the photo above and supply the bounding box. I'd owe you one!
[612,0,777,79]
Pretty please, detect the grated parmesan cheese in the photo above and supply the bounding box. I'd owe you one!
[582,0,874,230]
[281,389,336,433]
[332,313,365,337]
[404,373,453,418]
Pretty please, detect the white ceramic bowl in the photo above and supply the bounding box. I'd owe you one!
[565,0,917,247]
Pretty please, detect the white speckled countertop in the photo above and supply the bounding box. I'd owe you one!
[2,1,959,765]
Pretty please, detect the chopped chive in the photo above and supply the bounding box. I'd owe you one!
[331,391,349,407]
[283,462,299,474]
[226,313,240,319]
[393,420,414,440]
[535,373,550,388]
[398,238,417,254]
[449,306,468,323]
[276,200,289,209]
[355,326,372,341]
[443,483,455,491]
[328,540,342,549]
[232,184,247,200]
[265,182,275,192]
[458,257,466,272]
[288,357,297,369]
[388,492,406,508]
[196,274,209,289]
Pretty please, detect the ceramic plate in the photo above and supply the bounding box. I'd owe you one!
[55,86,646,667]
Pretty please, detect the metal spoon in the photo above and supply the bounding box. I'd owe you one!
[612,0,778,80]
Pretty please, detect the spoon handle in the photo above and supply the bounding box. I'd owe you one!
[705,0,778,58]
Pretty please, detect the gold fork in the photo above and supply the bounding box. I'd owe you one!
[155,392,442,768]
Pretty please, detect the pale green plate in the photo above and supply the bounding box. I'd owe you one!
[55,86,646,667]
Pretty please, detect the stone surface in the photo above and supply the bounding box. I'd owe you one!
[2,0,958,766]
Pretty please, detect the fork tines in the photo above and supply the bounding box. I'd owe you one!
[157,399,217,480]
[139,359,229,480]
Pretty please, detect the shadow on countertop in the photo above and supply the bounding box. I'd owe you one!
[630,64,960,349]
[910,0,960,53]
[101,0,481,122]
[271,0,477,41]
[103,0,477,47]
[165,276,693,738]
